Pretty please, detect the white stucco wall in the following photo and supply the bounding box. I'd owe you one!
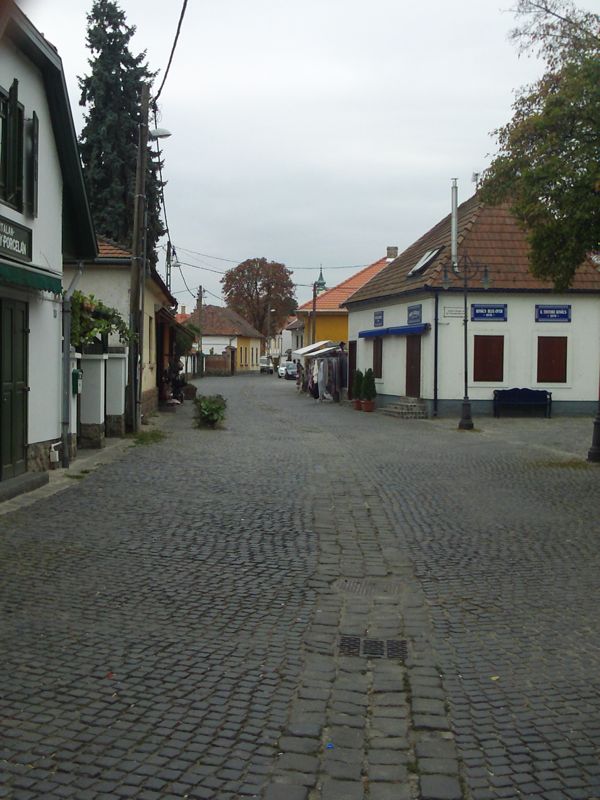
[0,40,63,274]
[349,292,600,404]
[63,266,130,322]
[203,335,237,354]
[1,39,64,446]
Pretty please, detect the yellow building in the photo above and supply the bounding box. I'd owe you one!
[296,251,394,344]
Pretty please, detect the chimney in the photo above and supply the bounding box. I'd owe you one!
[181,305,186,315]
[386,246,398,260]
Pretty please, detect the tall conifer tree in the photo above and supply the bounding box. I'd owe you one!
[78,0,165,267]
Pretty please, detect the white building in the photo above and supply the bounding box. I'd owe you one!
[345,195,600,416]
[0,4,95,487]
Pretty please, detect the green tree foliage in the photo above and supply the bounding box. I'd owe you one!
[221,258,296,335]
[78,0,165,266]
[70,290,133,348]
[480,1,600,290]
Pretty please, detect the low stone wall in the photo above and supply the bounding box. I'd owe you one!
[80,423,105,449]
[105,414,126,437]
[27,438,60,472]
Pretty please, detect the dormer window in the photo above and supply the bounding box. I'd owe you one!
[407,246,443,278]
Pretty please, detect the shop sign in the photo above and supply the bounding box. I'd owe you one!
[407,304,422,324]
[443,306,463,318]
[471,304,507,321]
[0,215,32,263]
[535,304,571,322]
[374,310,384,327]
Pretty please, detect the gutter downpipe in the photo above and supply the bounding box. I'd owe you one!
[433,291,439,417]
[62,263,83,468]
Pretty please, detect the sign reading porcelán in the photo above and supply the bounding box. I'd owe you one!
[0,215,32,263]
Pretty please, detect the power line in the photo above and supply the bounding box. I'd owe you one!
[172,244,369,271]
[174,245,240,264]
[153,0,189,103]
[175,259,227,275]
[176,258,195,297]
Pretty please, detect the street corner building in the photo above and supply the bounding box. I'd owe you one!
[0,2,96,488]
[345,194,600,418]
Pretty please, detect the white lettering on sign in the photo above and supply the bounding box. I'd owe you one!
[1,234,27,255]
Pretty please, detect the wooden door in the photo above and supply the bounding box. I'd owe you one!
[1,299,28,480]
[405,335,421,398]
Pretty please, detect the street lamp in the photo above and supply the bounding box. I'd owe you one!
[129,83,171,432]
[266,306,276,356]
[442,254,490,430]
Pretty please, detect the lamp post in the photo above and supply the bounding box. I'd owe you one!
[128,83,171,432]
[266,306,276,357]
[443,254,490,430]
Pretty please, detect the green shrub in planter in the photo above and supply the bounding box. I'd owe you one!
[193,394,227,428]
[362,368,377,401]
[351,369,364,400]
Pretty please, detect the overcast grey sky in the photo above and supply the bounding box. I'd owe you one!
[24,0,562,306]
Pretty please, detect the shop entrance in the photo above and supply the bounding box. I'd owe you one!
[405,335,421,398]
[1,299,28,480]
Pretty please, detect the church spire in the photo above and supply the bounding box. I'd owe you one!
[315,266,326,294]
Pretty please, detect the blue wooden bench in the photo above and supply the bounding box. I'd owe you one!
[493,388,552,418]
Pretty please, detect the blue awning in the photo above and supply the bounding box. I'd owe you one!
[358,323,430,339]
[358,328,389,338]
[387,323,430,336]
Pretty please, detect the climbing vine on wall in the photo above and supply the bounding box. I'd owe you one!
[70,290,134,348]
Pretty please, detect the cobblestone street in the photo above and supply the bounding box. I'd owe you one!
[1,375,599,800]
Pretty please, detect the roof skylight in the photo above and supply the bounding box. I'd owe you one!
[407,246,443,277]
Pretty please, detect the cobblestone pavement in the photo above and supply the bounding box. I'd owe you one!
[1,375,599,800]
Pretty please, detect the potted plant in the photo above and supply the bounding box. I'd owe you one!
[361,368,377,412]
[351,369,363,410]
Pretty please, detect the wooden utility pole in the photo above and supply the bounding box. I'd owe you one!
[128,83,150,432]
[197,285,203,377]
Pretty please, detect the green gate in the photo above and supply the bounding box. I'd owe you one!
[1,299,28,480]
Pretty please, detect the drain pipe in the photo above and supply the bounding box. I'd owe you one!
[62,264,83,468]
[433,291,439,417]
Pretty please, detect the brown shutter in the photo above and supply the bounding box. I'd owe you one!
[537,337,567,382]
[373,337,383,378]
[25,111,38,217]
[474,335,504,382]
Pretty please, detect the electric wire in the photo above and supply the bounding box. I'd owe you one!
[172,244,369,271]
[153,0,189,103]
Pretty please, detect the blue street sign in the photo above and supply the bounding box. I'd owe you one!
[535,304,571,322]
[471,304,507,321]
[407,304,422,324]
[374,310,384,327]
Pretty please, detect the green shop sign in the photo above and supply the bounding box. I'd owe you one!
[0,215,32,263]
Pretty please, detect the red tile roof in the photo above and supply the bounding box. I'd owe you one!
[186,305,263,338]
[297,256,390,313]
[96,236,131,259]
[346,196,600,305]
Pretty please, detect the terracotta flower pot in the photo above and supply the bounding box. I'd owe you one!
[361,399,375,412]
[352,399,362,410]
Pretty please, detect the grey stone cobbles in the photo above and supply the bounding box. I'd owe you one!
[2,377,600,798]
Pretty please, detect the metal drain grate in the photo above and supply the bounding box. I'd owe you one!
[339,635,408,660]
[333,577,402,597]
